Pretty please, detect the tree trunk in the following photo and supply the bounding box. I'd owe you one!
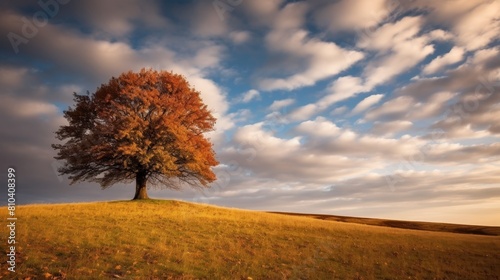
[133,171,149,200]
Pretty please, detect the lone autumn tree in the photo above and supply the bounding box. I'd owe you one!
[52,69,218,199]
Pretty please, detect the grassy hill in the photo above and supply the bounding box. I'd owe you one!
[1,200,499,279]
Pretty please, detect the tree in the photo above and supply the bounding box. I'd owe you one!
[52,69,218,199]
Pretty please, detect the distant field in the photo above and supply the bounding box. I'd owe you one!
[269,211,500,236]
[1,200,499,279]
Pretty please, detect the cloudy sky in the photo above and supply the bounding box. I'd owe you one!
[1,0,499,226]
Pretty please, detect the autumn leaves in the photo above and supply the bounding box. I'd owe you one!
[53,69,218,199]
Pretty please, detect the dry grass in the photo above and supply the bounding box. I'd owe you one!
[1,199,499,279]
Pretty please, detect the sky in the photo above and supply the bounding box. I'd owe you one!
[1,0,499,226]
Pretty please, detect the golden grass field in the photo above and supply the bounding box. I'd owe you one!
[1,199,499,279]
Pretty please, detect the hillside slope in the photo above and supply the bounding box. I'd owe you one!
[1,200,499,279]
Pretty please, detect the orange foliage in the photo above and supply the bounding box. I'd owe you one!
[53,69,218,198]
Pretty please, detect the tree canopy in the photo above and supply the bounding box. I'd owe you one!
[52,69,218,199]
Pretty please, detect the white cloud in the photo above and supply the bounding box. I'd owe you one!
[352,94,384,114]
[424,142,500,165]
[287,104,319,122]
[269,98,295,111]
[296,117,341,138]
[441,124,491,140]
[318,76,369,108]
[357,16,422,51]
[410,0,500,51]
[365,96,414,120]
[427,29,454,41]
[66,0,168,37]
[241,0,285,26]
[358,16,435,88]
[189,44,225,69]
[260,35,364,90]
[0,95,58,118]
[363,37,434,88]
[287,76,369,122]
[314,0,393,32]
[450,0,500,51]
[471,110,500,136]
[470,47,500,66]
[412,0,480,21]
[222,122,381,184]
[331,106,348,116]
[232,122,301,154]
[372,120,413,136]
[188,1,229,37]
[397,45,499,142]
[241,89,260,103]
[364,20,434,87]
[0,67,29,88]
[423,47,465,75]
[294,117,422,159]
[228,109,252,124]
[258,2,364,91]
[229,31,251,44]
[397,46,500,102]
[272,1,308,30]
[410,91,456,119]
